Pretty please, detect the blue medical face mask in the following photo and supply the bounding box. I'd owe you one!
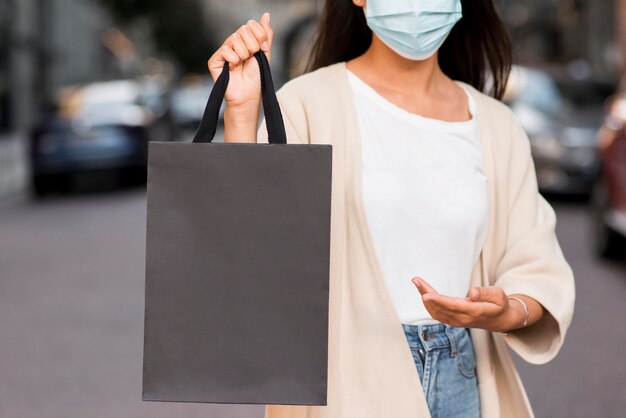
[363,0,463,61]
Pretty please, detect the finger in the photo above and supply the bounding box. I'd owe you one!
[246,19,269,51]
[469,286,507,306]
[259,12,273,62]
[208,44,240,80]
[423,293,472,314]
[426,293,503,320]
[420,294,462,322]
[422,298,473,326]
[412,276,438,295]
[227,32,251,65]
[411,277,426,295]
[237,24,261,55]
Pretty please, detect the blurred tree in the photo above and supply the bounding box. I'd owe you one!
[97,0,216,73]
[0,0,12,131]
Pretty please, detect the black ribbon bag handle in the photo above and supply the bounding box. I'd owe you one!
[192,51,287,144]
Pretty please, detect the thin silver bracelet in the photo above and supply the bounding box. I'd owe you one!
[498,296,529,335]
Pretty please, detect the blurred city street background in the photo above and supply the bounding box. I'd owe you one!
[1,0,626,417]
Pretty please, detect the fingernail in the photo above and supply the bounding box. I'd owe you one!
[267,12,270,23]
[413,278,421,289]
[261,41,269,51]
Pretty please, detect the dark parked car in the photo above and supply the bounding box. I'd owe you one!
[30,80,153,196]
[591,83,626,260]
[503,66,613,197]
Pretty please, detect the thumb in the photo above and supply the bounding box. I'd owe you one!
[260,12,274,63]
[469,286,505,305]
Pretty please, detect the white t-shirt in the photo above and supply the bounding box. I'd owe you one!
[346,69,489,325]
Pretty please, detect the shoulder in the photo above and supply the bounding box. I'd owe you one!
[458,81,530,157]
[263,62,345,144]
[457,81,517,124]
[275,62,346,107]
[272,62,347,142]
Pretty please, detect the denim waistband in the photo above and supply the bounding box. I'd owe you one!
[401,322,468,352]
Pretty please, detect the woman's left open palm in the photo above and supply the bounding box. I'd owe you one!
[412,276,516,333]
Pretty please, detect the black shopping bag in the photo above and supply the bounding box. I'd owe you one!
[142,51,332,405]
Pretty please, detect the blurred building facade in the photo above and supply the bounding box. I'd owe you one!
[500,0,623,78]
[1,0,111,133]
[0,0,117,199]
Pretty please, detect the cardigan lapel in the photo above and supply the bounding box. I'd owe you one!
[335,68,402,321]
[457,82,497,290]
[456,82,501,400]
[335,60,426,333]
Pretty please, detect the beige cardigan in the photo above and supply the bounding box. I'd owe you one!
[257,62,576,418]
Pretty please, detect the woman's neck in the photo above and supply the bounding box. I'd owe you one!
[347,35,447,96]
[345,34,471,122]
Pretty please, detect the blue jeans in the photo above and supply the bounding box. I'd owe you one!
[402,322,480,418]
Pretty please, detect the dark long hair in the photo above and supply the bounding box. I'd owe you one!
[305,0,512,100]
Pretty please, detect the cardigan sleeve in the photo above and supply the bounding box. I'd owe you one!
[493,112,576,365]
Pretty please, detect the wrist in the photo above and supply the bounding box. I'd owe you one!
[225,99,261,118]
[498,297,527,334]
[224,101,261,143]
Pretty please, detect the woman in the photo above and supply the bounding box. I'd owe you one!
[207,1,576,418]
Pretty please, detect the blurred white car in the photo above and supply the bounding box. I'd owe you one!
[504,66,613,197]
[30,80,155,196]
[170,75,225,142]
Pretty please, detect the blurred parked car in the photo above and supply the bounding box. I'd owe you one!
[503,66,613,197]
[30,80,153,196]
[170,75,224,141]
[591,82,626,260]
[136,74,176,141]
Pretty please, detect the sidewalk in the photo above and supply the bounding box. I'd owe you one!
[0,133,29,202]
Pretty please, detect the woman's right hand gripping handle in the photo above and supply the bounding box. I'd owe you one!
[207,12,273,143]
